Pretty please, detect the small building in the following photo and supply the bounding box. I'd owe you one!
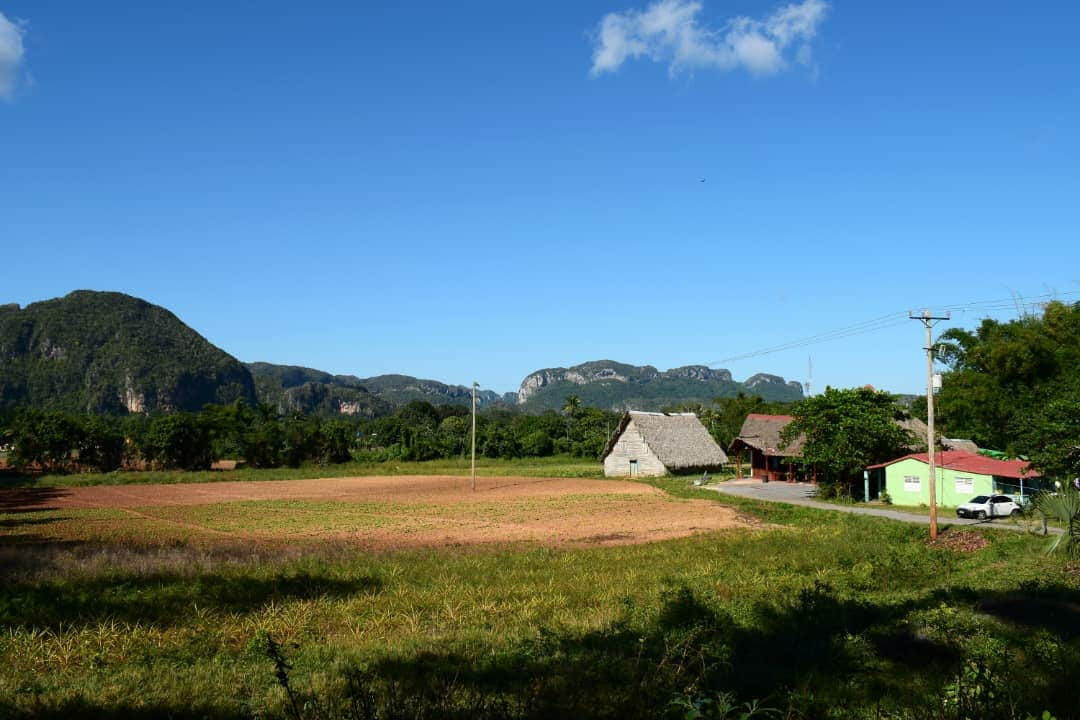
[729,413,945,484]
[728,414,807,482]
[601,411,729,478]
[867,450,1044,507]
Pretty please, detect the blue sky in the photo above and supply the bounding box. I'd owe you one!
[2,1,1078,396]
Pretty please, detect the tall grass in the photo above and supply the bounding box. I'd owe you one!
[1,483,1078,718]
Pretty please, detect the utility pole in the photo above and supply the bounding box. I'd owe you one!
[909,309,950,539]
[471,381,478,493]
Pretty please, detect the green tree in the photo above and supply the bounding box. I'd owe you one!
[437,415,470,457]
[141,413,212,470]
[937,301,1080,474]
[281,412,319,468]
[9,409,82,472]
[76,415,124,472]
[201,399,254,460]
[319,418,357,464]
[243,414,285,468]
[781,387,914,493]
[562,394,582,443]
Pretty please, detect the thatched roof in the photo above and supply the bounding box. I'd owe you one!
[733,413,947,457]
[896,416,928,450]
[730,414,804,457]
[884,417,976,452]
[602,411,729,470]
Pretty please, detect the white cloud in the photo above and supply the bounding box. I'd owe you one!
[590,0,828,78]
[0,11,26,100]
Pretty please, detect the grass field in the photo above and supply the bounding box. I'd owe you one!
[1,468,1079,719]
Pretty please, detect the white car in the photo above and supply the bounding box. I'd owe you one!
[955,494,1021,520]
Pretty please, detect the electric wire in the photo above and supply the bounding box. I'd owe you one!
[707,290,1080,367]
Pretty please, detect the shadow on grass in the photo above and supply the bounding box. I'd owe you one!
[0,486,69,512]
[3,581,1080,718]
[325,583,1080,720]
[0,698,253,720]
[0,567,382,629]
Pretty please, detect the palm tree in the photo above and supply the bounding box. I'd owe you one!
[1032,482,1080,556]
[699,408,720,440]
[563,395,582,443]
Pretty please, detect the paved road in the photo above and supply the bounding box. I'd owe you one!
[705,479,1053,533]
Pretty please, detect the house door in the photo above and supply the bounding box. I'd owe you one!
[629,460,639,477]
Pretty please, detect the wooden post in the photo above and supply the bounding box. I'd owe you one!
[471,381,477,492]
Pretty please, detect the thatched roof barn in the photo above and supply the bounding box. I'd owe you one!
[601,411,729,478]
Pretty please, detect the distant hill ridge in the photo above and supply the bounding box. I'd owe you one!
[516,360,803,411]
[0,291,805,416]
[244,363,513,415]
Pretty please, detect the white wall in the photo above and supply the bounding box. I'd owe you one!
[603,419,667,477]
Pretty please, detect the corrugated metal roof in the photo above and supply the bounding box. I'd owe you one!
[867,450,1039,478]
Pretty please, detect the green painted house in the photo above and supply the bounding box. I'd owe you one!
[867,450,1043,507]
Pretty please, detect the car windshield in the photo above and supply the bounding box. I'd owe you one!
[970,496,990,504]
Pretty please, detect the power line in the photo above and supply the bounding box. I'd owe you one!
[707,289,1080,367]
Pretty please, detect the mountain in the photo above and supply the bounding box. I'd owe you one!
[357,374,514,408]
[245,362,390,418]
[246,363,512,413]
[0,291,256,414]
[516,360,804,411]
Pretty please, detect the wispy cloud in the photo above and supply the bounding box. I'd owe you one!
[0,11,26,100]
[590,0,828,78]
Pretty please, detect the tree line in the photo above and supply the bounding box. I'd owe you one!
[936,299,1080,479]
[0,398,624,474]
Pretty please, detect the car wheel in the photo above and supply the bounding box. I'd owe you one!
[976,510,987,521]
[1011,509,1021,517]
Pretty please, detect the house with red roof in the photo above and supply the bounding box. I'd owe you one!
[867,450,1044,507]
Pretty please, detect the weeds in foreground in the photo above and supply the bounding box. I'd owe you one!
[1,480,1078,718]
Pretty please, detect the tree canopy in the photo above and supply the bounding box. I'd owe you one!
[937,300,1080,477]
[781,387,915,489]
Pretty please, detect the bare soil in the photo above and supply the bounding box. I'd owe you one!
[0,475,757,550]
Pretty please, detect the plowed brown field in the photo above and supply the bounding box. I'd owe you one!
[1,475,757,550]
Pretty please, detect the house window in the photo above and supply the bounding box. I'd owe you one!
[903,475,921,492]
[955,476,974,494]
[630,460,639,477]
